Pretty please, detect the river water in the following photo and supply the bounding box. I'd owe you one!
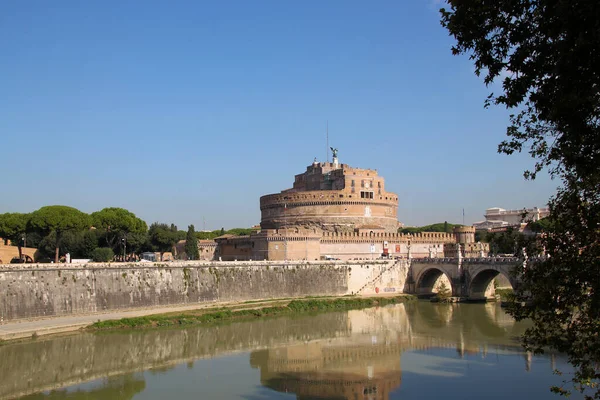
[0,302,581,400]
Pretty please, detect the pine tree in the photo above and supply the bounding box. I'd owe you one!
[185,225,199,260]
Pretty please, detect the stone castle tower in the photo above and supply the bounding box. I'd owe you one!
[260,151,400,233]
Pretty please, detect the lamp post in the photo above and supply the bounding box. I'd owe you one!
[122,237,127,261]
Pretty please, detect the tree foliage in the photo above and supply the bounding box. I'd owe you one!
[399,221,462,234]
[196,228,253,240]
[91,208,147,254]
[148,222,178,253]
[0,213,28,244]
[441,0,600,182]
[28,206,91,263]
[441,0,600,397]
[92,247,114,262]
[81,230,98,259]
[0,212,29,259]
[185,225,200,260]
[483,228,522,255]
[433,281,452,303]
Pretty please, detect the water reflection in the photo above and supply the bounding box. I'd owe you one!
[19,376,145,400]
[0,303,566,400]
[249,303,528,400]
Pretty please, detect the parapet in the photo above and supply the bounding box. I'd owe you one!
[319,230,456,244]
[453,226,475,234]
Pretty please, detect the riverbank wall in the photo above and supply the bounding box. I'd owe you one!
[0,260,408,322]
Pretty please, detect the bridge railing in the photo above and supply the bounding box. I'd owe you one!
[410,257,458,263]
[462,257,521,264]
[411,257,524,264]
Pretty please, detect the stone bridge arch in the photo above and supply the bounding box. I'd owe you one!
[414,267,455,298]
[466,262,520,301]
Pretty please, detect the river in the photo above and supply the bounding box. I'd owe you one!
[0,302,581,400]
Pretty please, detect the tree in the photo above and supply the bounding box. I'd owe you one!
[91,208,148,255]
[0,213,29,259]
[399,222,462,234]
[148,222,178,253]
[433,281,452,303]
[126,230,149,255]
[485,228,522,256]
[92,247,114,262]
[185,225,199,260]
[441,1,600,397]
[28,206,90,263]
[81,230,98,259]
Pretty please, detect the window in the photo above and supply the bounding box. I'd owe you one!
[351,180,355,187]
[361,180,364,188]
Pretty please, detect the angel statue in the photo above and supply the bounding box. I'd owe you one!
[330,147,338,159]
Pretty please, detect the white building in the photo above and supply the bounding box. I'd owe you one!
[473,206,550,230]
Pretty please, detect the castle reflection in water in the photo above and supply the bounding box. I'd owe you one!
[5,303,541,400]
[249,304,526,400]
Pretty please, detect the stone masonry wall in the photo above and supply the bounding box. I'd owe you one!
[0,260,398,322]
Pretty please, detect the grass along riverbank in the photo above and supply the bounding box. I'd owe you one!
[89,295,416,330]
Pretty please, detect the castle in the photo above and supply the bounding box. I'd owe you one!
[199,150,487,261]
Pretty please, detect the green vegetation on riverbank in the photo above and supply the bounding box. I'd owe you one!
[89,295,416,330]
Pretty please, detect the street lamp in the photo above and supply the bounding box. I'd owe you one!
[121,237,127,261]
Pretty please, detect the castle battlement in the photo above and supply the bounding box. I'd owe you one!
[319,230,456,244]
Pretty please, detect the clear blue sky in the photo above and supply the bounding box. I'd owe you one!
[0,1,557,229]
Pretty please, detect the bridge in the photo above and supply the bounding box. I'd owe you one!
[409,257,521,300]
[359,257,523,300]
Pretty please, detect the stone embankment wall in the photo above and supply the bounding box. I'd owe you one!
[0,260,405,322]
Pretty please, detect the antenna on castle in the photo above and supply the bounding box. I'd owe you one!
[326,121,329,163]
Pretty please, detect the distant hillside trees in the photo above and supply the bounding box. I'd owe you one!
[399,221,461,234]
[195,228,253,240]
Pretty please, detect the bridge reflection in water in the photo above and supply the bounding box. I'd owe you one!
[2,303,539,400]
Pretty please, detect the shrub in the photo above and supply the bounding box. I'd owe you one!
[433,281,452,303]
[92,247,114,262]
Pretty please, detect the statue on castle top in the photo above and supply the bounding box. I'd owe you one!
[330,147,338,159]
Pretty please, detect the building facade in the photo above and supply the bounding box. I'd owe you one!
[205,153,487,261]
[473,206,550,230]
[260,159,400,233]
